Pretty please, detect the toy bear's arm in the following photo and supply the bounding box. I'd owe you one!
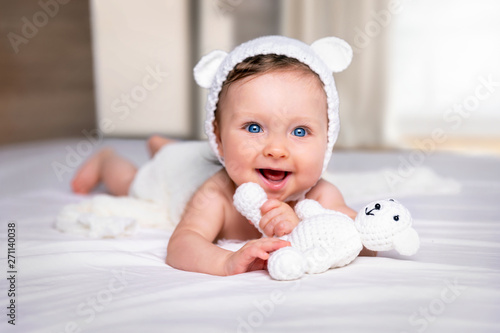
[233,182,267,235]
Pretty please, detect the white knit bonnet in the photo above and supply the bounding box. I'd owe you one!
[194,35,353,173]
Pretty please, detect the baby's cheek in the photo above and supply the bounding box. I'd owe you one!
[300,152,324,175]
[298,164,323,188]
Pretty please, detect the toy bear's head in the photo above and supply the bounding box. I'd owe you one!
[354,199,419,256]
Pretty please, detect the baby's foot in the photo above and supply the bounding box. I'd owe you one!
[71,148,112,194]
[147,135,176,157]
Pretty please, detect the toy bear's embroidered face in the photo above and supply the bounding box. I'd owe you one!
[357,199,411,230]
[354,199,418,254]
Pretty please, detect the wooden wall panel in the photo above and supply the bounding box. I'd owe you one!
[0,0,95,145]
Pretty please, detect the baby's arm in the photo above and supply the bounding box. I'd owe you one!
[166,220,228,276]
[166,175,289,275]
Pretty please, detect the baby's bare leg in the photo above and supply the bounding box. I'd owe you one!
[147,135,176,157]
[71,148,137,196]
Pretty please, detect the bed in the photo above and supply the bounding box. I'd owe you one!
[1,138,499,333]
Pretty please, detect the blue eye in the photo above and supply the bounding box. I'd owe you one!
[293,127,307,137]
[247,124,262,133]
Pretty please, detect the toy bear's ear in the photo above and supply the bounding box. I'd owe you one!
[193,50,228,88]
[393,228,420,256]
[295,199,326,220]
[310,37,353,73]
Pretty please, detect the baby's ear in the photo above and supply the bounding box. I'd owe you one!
[213,120,224,157]
[310,37,353,73]
[193,50,228,88]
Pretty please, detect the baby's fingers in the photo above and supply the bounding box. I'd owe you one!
[260,209,284,236]
[273,221,295,237]
[261,199,282,216]
[260,201,299,237]
[253,238,291,259]
[240,241,269,261]
[227,239,291,275]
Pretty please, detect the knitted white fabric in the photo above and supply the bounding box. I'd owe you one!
[233,182,267,235]
[233,182,420,281]
[194,35,353,174]
[55,195,168,238]
[353,199,420,256]
[55,141,221,238]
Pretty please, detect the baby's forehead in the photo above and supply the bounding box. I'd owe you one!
[218,71,328,127]
[261,67,324,86]
[223,69,325,105]
[224,68,325,98]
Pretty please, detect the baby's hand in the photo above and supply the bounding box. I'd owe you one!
[259,199,300,237]
[224,238,290,275]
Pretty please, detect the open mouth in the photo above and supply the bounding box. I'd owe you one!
[257,169,291,190]
[259,169,289,182]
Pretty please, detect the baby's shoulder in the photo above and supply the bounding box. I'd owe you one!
[184,169,257,240]
[306,178,345,207]
[191,169,235,206]
[307,178,340,195]
[182,169,235,223]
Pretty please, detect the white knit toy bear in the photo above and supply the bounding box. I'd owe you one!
[233,182,420,280]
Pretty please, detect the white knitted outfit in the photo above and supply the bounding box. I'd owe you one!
[128,141,222,224]
[56,141,222,237]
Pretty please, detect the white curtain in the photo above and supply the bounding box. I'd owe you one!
[280,0,391,148]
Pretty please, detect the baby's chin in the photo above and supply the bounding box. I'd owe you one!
[266,188,311,203]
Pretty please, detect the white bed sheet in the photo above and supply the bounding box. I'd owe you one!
[1,138,499,333]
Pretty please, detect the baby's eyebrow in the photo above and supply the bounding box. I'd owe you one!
[231,112,262,122]
[287,115,326,125]
[230,108,326,123]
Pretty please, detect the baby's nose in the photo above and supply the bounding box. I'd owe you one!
[263,138,289,159]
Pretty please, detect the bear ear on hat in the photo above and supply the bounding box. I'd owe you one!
[193,50,228,89]
[310,36,353,73]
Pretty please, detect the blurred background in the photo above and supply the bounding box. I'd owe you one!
[1,0,499,154]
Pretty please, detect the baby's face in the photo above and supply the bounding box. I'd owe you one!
[215,70,328,202]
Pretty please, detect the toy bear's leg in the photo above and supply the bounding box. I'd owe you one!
[267,247,307,281]
[303,247,336,274]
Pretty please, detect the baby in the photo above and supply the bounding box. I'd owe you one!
[72,36,370,276]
